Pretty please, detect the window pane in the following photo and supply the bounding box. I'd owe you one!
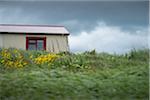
[29,40,36,43]
[37,40,44,50]
[28,44,36,50]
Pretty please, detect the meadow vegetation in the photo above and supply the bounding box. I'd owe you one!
[0,48,149,100]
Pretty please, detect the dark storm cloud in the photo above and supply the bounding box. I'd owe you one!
[0,1,148,34]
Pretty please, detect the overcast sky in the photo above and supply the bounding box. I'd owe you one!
[0,0,149,53]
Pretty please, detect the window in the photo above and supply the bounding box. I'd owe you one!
[26,37,46,50]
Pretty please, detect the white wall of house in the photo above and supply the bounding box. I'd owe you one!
[3,34,26,49]
[2,34,69,53]
[47,35,69,53]
[0,34,3,48]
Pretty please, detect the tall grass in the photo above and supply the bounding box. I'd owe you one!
[0,48,149,100]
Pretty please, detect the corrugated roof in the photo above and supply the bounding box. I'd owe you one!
[0,24,69,35]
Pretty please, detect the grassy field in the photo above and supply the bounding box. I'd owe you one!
[0,49,149,100]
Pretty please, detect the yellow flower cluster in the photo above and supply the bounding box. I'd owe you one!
[4,60,27,68]
[0,48,60,68]
[0,49,27,68]
[34,54,59,65]
[1,49,11,59]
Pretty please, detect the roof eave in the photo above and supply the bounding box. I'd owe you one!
[0,32,70,35]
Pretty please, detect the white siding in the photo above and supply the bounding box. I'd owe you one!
[3,34,26,49]
[47,35,69,53]
[0,34,3,48]
[2,34,69,53]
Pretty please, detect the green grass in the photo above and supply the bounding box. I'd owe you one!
[0,49,149,100]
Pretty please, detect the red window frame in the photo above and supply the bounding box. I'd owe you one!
[26,37,46,50]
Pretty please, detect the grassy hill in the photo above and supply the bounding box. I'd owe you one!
[0,49,149,100]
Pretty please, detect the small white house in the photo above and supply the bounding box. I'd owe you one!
[0,24,70,53]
